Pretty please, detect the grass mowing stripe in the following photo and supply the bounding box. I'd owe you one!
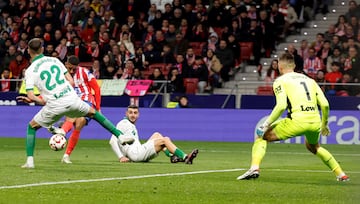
[1,168,359,190]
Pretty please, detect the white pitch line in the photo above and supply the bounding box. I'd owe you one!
[1,168,359,190]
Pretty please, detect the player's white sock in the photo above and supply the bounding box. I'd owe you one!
[27,156,34,165]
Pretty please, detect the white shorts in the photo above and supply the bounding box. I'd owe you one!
[33,94,91,128]
[120,140,157,162]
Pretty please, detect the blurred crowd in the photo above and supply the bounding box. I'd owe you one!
[0,0,358,96]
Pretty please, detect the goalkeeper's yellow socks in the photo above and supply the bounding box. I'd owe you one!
[250,137,268,170]
[61,120,74,133]
[316,147,345,177]
[65,130,80,155]
[93,111,122,137]
[26,124,36,156]
[174,148,187,159]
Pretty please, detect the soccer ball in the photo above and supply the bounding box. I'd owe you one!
[49,134,67,151]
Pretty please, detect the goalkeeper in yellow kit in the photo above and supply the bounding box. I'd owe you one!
[237,52,349,181]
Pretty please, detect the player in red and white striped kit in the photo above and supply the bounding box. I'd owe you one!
[60,55,101,163]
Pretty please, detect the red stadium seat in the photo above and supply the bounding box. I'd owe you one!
[148,63,167,71]
[239,42,253,63]
[256,85,273,95]
[183,78,199,94]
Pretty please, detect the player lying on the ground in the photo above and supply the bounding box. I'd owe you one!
[109,105,198,164]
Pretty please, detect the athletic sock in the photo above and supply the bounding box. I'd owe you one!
[316,147,344,177]
[61,121,74,133]
[250,137,267,170]
[93,111,122,137]
[174,148,187,159]
[26,124,36,156]
[163,149,173,157]
[65,130,80,155]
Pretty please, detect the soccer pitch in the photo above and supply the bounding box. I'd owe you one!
[0,138,359,204]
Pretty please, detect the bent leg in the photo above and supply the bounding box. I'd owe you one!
[88,109,122,137]
[306,140,346,178]
[65,117,87,156]
[152,135,187,159]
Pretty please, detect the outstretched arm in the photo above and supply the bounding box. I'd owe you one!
[17,90,45,105]
[109,135,129,162]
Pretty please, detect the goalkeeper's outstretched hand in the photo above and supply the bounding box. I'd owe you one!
[321,125,331,136]
[256,125,268,137]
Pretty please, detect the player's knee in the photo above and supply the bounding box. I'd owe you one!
[306,143,318,154]
[152,132,163,138]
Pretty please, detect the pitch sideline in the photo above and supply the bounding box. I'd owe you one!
[1,168,359,190]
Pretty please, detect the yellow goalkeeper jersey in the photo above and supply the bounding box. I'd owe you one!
[267,72,329,124]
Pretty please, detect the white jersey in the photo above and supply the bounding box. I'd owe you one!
[113,118,157,162]
[115,118,140,146]
[25,54,78,105]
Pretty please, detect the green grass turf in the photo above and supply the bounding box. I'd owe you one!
[0,138,359,204]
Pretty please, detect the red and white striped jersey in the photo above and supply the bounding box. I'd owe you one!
[73,66,101,110]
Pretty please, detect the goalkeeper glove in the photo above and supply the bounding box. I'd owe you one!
[256,121,270,137]
[321,125,330,136]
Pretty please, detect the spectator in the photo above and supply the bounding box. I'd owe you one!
[168,32,189,56]
[118,31,135,55]
[101,65,116,79]
[188,55,209,93]
[143,42,161,66]
[203,32,219,54]
[165,23,177,42]
[68,36,91,62]
[100,53,116,73]
[265,59,280,83]
[298,39,309,60]
[317,40,332,67]
[325,62,343,95]
[215,39,234,82]
[324,24,336,41]
[278,0,298,38]
[44,43,55,56]
[173,54,188,76]
[335,73,358,96]
[326,46,345,73]
[192,23,209,42]
[177,95,191,108]
[330,35,342,50]
[167,67,185,93]
[91,59,101,79]
[133,47,145,70]
[160,44,176,65]
[203,49,222,90]
[81,17,97,45]
[59,3,72,28]
[8,52,29,79]
[0,68,16,92]
[207,0,227,28]
[315,70,326,92]
[87,40,101,61]
[343,47,360,82]
[311,33,325,53]
[179,18,191,40]
[287,44,304,73]
[152,30,167,52]
[149,9,163,31]
[148,67,166,93]
[130,67,144,80]
[334,15,347,38]
[303,47,323,79]
[258,9,276,58]
[55,37,68,62]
